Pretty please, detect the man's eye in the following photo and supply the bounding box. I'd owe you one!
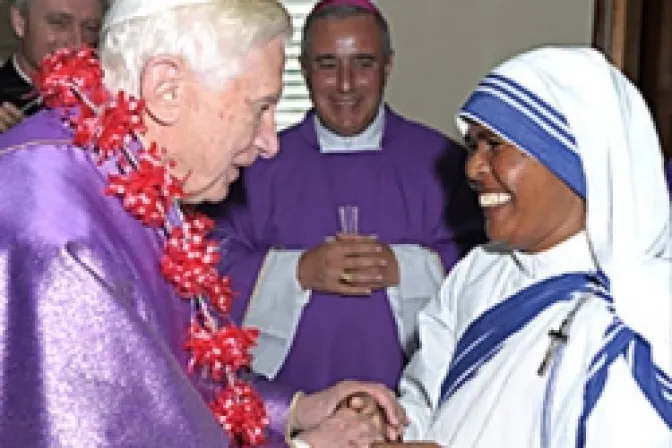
[48,19,68,26]
[317,61,337,70]
[354,59,375,69]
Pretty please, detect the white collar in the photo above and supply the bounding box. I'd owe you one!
[511,231,596,279]
[11,55,32,85]
[314,105,385,153]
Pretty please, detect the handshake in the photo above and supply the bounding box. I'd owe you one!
[288,380,440,448]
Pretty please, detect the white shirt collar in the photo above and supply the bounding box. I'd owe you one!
[314,105,385,153]
[11,55,33,85]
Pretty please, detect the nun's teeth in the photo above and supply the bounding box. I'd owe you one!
[479,193,512,207]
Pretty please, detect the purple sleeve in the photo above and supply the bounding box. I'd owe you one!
[665,158,672,195]
[0,242,233,446]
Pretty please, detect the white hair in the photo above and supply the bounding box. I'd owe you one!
[99,0,291,96]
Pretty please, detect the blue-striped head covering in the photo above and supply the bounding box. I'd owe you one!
[455,48,671,383]
[456,59,587,198]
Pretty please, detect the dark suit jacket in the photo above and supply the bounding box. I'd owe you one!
[0,57,40,115]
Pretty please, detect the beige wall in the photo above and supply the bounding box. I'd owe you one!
[0,0,15,61]
[378,0,595,138]
[0,2,16,61]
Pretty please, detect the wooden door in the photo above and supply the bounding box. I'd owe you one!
[593,0,672,160]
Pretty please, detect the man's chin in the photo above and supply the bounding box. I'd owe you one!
[181,183,230,205]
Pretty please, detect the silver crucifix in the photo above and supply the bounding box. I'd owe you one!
[537,294,589,377]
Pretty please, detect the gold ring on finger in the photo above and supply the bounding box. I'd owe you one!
[340,271,353,283]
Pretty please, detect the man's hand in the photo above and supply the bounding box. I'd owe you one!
[291,380,407,435]
[0,102,25,133]
[347,393,405,442]
[297,234,399,295]
[298,408,384,448]
[335,234,399,290]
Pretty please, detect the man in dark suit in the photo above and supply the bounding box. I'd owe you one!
[0,0,105,132]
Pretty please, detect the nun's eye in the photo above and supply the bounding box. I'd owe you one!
[486,139,503,152]
[463,137,477,153]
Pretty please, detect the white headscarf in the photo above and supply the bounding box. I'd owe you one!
[456,47,671,369]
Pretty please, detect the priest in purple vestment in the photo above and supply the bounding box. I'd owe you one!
[213,0,485,394]
[0,0,407,446]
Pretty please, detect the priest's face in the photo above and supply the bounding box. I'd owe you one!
[143,37,285,204]
[465,124,585,253]
[10,0,103,75]
[302,14,392,137]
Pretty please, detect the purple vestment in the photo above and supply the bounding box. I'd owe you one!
[214,108,485,393]
[666,158,672,194]
[0,110,294,447]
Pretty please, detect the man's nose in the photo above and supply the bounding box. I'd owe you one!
[337,63,354,93]
[255,114,280,159]
[63,26,84,48]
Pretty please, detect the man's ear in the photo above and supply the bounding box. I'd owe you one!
[140,56,187,126]
[10,6,26,39]
[383,51,395,79]
[299,55,310,81]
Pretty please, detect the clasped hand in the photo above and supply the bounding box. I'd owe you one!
[298,233,399,296]
[290,381,407,448]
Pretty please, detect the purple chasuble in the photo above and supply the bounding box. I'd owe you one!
[0,111,295,447]
[666,158,672,195]
[214,107,485,393]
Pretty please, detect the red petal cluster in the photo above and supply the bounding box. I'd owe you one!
[209,381,269,447]
[32,46,106,109]
[185,321,259,378]
[106,144,184,227]
[34,47,145,163]
[160,214,222,297]
[97,92,146,160]
[204,275,235,315]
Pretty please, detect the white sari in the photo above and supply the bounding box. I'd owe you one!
[399,47,671,447]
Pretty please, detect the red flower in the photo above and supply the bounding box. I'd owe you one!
[209,380,269,446]
[205,275,234,315]
[106,143,184,227]
[185,321,259,379]
[96,92,146,161]
[33,46,106,110]
[160,214,221,297]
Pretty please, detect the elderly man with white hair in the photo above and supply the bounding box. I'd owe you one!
[0,0,405,446]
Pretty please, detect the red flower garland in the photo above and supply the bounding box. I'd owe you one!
[33,47,268,446]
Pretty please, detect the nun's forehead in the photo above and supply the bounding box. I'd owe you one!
[456,62,587,198]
